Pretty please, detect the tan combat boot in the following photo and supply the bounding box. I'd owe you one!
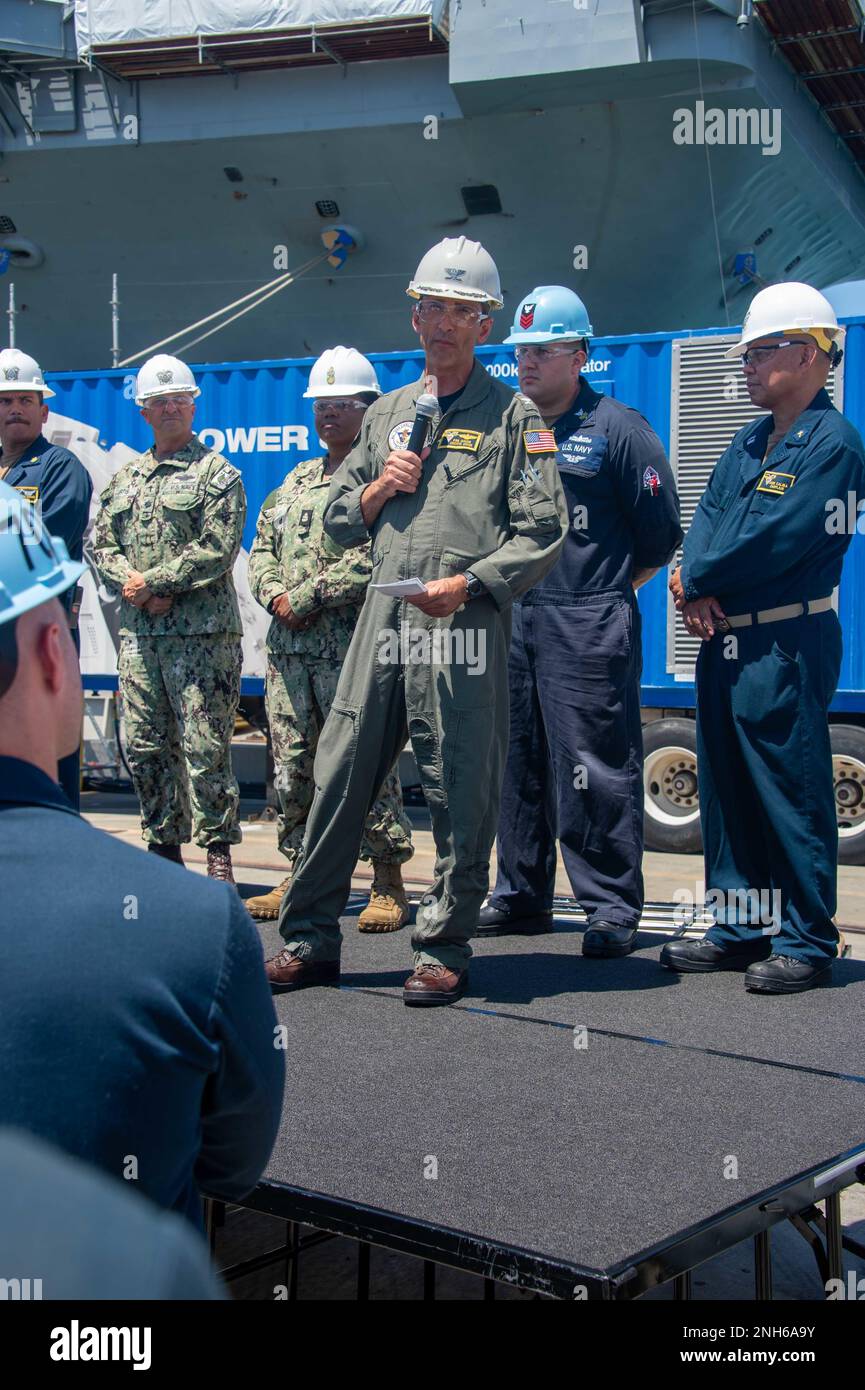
[245,874,292,921]
[357,862,410,933]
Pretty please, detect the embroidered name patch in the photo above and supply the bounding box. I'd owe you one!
[756,470,795,496]
[441,428,482,453]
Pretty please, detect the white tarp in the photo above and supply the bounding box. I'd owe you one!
[75,1,447,52]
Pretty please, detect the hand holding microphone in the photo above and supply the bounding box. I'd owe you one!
[380,392,438,499]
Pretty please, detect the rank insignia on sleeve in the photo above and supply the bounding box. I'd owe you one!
[642,466,661,495]
[523,429,556,454]
[388,421,415,451]
[756,470,795,495]
[441,428,482,452]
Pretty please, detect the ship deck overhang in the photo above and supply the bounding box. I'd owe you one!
[82,18,448,82]
[755,0,865,178]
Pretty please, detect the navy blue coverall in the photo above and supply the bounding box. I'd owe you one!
[490,379,682,928]
[0,433,92,806]
[680,387,865,965]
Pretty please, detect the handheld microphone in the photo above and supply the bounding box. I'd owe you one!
[406,393,439,457]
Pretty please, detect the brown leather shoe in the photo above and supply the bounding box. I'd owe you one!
[265,949,340,994]
[403,963,467,1007]
[206,842,236,885]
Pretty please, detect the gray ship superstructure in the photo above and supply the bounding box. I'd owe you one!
[0,1,864,368]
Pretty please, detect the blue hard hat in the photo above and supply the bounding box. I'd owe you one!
[504,285,593,345]
[0,479,86,628]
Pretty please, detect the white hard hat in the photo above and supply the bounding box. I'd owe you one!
[135,354,200,405]
[407,236,503,310]
[726,282,845,361]
[302,346,381,399]
[0,348,54,399]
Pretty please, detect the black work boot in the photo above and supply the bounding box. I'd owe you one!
[476,900,554,936]
[744,955,832,994]
[661,937,771,973]
[147,843,184,866]
[582,922,638,958]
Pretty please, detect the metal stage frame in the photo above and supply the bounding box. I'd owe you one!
[206,1146,865,1300]
[206,896,863,1299]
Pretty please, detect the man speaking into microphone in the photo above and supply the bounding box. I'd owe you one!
[265,236,568,1006]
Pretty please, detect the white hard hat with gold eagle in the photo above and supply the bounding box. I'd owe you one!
[135,354,201,405]
[0,348,55,399]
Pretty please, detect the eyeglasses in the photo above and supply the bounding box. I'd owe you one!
[740,340,814,368]
[313,398,367,414]
[514,345,582,362]
[146,394,194,410]
[415,300,487,326]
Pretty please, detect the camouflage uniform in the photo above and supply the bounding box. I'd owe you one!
[248,455,412,868]
[91,436,246,847]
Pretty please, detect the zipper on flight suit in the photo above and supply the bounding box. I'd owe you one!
[399,400,461,675]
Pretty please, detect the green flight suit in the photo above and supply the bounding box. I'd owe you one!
[248,456,413,868]
[91,436,246,847]
[277,361,568,970]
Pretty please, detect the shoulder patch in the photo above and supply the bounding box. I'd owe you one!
[523,428,557,454]
[388,420,415,452]
[207,461,243,495]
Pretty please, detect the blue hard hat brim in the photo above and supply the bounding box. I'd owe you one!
[0,556,86,627]
[503,330,592,345]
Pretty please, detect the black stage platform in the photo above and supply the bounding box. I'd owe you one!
[217,898,865,1300]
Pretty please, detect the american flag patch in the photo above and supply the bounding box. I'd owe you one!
[523,429,556,454]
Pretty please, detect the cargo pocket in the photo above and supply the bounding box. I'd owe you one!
[315,698,361,800]
[443,706,495,859]
[439,548,481,579]
[442,444,497,488]
[162,488,203,543]
[370,540,391,572]
[409,715,447,811]
[107,492,134,541]
[445,707,494,787]
[522,485,561,531]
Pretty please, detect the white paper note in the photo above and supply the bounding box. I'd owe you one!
[369,578,429,597]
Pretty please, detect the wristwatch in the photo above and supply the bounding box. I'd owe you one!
[464,570,485,599]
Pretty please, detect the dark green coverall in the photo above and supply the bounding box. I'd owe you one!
[277,361,568,970]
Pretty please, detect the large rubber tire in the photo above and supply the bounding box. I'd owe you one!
[642,717,702,855]
[831,724,865,866]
